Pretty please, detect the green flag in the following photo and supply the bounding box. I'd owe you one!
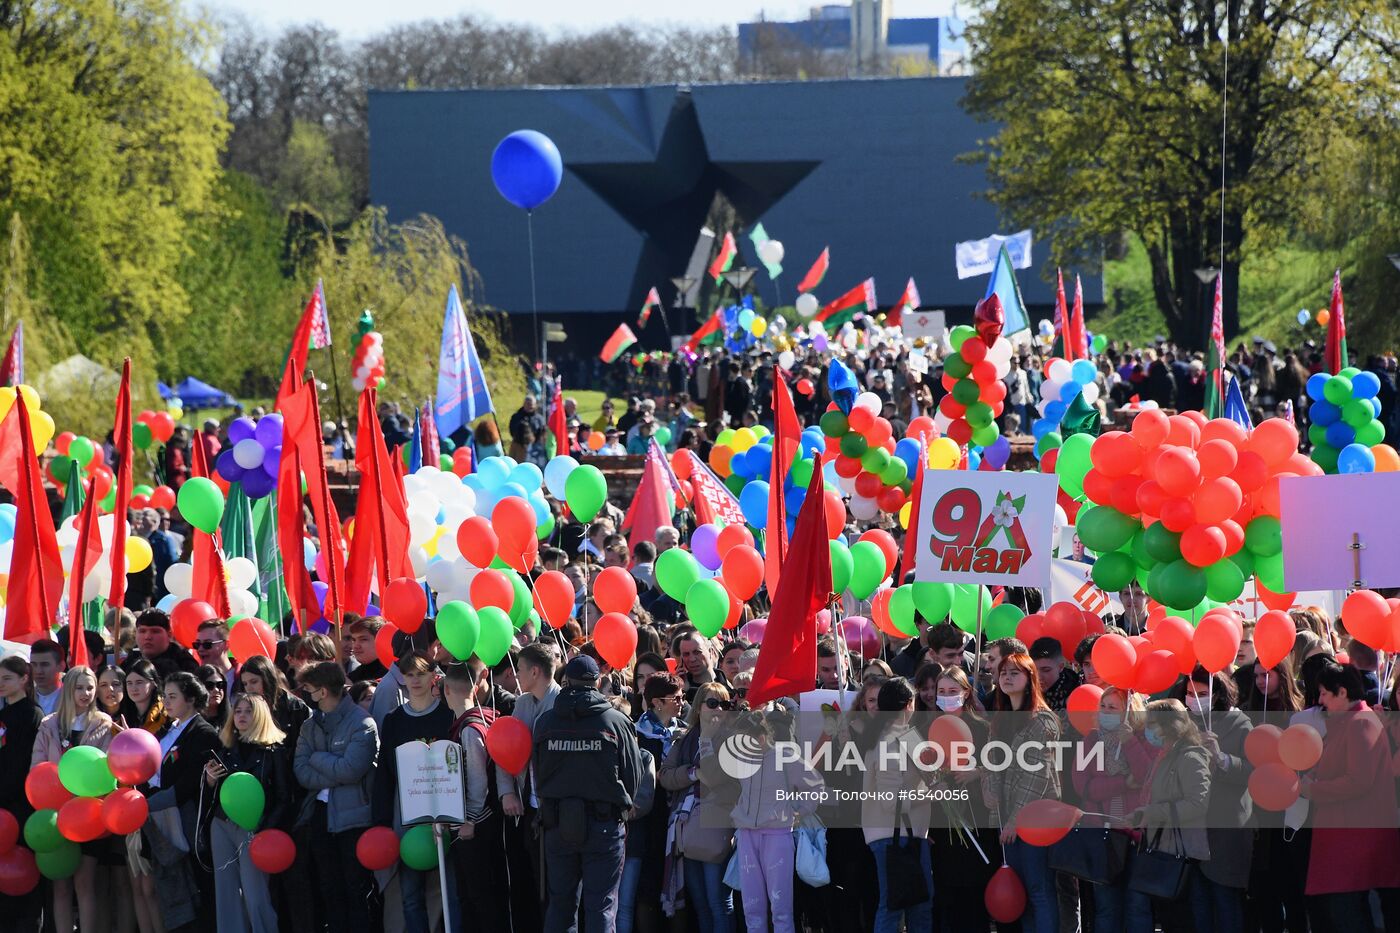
[221,482,260,610]
[59,458,83,523]
[253,491,290,630]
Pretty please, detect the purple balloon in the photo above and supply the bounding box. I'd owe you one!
[738,617,767,644]
[241,467,275,499]
[312,581,328,609]
[837,616,880,659]
[216,449,245,481]
[262,446,282,478]
[364,603,381,618]
[309,618,331,634]
[983,435,1012,470]
[254,414,284,448]
[228,417,257,445]
[691,523,722,571]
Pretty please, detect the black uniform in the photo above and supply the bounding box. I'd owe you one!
[532,672,644,933]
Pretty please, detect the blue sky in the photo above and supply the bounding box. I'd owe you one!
[202,0,960,37]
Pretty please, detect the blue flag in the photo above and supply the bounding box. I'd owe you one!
[984,245,1031,336]
[408,406,424,473]
[434,284,494,438]
[1224,375,1253,430]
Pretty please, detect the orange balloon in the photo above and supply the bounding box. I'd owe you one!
[1249,762,1300,811]
[456,516,499,569]
[709,445,733,476]
[1248,419,1300,469]
[470,569,514,613]
[1066,684,1103,736]
[594,612,638,670]
[1253,610,1295,669]
[1015,799,1082,847]
[716,523,755,558]
[1374,445,1400,473]
[531,570,575,630]
[1315,308,1330,327]
[229,618,277,665]
[721,545,764,601]
[926,714,975,768]
[1192,478,1242,525]
[1164,414,1201,449]
[1278,724,1324,771]
[1192,616,1240,674]
[823,490,846,539]
[588,432,605,451]
[1091,634,1138,690]
[1199,417,1249,448]
[1244,723,1283,767]
[1196,439,1239,480]
[594,566,637,615]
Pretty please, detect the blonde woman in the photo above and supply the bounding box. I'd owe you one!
[32,666,115,933]
[203,694,294,933]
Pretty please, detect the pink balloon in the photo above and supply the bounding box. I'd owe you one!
[837,616,881,659]
[816,609,832,635]
[107,728,161,786]
[739,618,767,644]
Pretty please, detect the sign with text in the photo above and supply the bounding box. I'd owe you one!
[396,740,466,826]
[899,309,947,343]
[913,470,1058,587]
[1050,558,1124,617]
[1280,473,1400,591]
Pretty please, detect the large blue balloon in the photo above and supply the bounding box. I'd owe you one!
[739,480,770,529]
[491,130,562,210]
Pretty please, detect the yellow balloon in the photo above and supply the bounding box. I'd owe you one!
[898,501,912,529]
[731,427,758,453]
[16,384,40,413]
[927,436,961,470]
[125,536,153,574]
[29,410,55,451]
[0,386,15,422]
[750,317,767,337]
[424,524,445,558]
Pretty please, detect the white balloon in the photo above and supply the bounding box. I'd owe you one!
[233,438,266,469]
[408,546,429,578]
[1048,359,1073,384]
[456,483,477,514]
[1036,399,1050,418]
[543,456,578,501]
[231,589,260,618]
[1042,379,1066,402]
[435,527,461,560]
[407,509,437,546]
[855,391,882,414]
[427,470,464,504]
[837,472,858,496]
[0,540,13,571]
[226,556,257,592]
[795,293,819,318]
[988,336,1014,363]
[406,490,442,520]
[849,496,879,521]
[994,358,1012,379]
[165,562,193,599]
[351,377,366,393]
[425,558,459,594]
[757,240,785,265]
[777,350,796,371]
[934,411,953,433]
[1080,381,1101,405]
[83,567,104,603]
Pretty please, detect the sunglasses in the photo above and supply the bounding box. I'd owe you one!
[203,683,224,693]
[658,693,682,703]
[192,640,226,650]
[704,698,734,711]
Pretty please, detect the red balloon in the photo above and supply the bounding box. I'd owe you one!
[531,571,575,630]
[1231,450,1270,493]
[357,826,401,871]
[0,809,16,854]
[925,714,975,769]
[229,618,277,665]
[376,623,400,667]
[1180,524,1226,568]
[1244,724,1283,767]
[25,763,72,812]
[973,293,1005,345]
[721,545,764,601]
[1278,724,1324,771]
[492,498,537,554]
[857,529,899,578]
[1249,762,1300,811]
[1154,448,1201,497]
[1081,469,1114,507]
[823,491,846,539]
[456,516,499,569]
[716,524,755,558]
[876,486,906,513]
[0,846,39,897]
[985,865,1027,924]
[1091,634,1138,690]
[724,591,744,630]
[854,471,882,499]
[1134,480,1166,517]
[834,455,862,479]
[1131,408,1171,449]
[249,829,296,874]
[108,728,162,785]
[102,788,149,836]
[1081,610,1105,637]
[848,406,874,433]
[1066,684,1103,736]
[1341,590,1390,651]
[470,570,514,614]
[1015,799,1082,847]
[486,717,533,777]
[907,416,937,442]
[594,612,639,670]
[1090,431,1141,479]
[866,418,893,448]
[150,412,175,443]
[148,485,177,511]
[1133,649,1180,694]
[796,378,814,396]
[128,493,150,511]
[1192,616,1240,674]
[1248,419,1299,468]
[1197,439,1239,480]
[383,577,429,633]
[946,419,973,445]
[1164,414,1201,448]
[1043,602,1087,657]
[938,395,966,420]
[1016,613,1045,647]
[1192,478,1242,525]
[1253,610,1296,670]
[171,599,217,648]
[57,797,106,843]
[594,567,637,616]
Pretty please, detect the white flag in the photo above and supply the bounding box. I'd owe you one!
[954,229,1034,280]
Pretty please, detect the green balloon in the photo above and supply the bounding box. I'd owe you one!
[564,465,607,522]
[400,824,438,870]
[912,581,953,623]
[848,541,887,600]
[971,423,1000,448]
[654,426,672,447]
[1091,334,1108,354]
[1340,366,1361,379]
[177,477,225,533]
[965,401,994,428]
[101,487,117,512]
[1307,423,1328,449]
[1129,528,1151,567]
[951,378,981,406]
[1342,399,1374,428]
[1055,433,1094,500]
[838,432,868,458]
[878,458,907,486]
[819,410,849,438]
[536,513,556,540]
[24,809,62,853]
[1310,443,1339,473]
[985,602,1024,640]
[439,454,454,471]
[1228,549,1255,579]
[49,457,74,483]
[474,606,514,666]
[1243,515,1282,557]
[67,436,95,467]
[789,458,815,488]
[1143,522,1183,564]
[717,429,735,447]
[133,422,153,450]
[828,541,853,594]
[889,585,919,636]
[1254,550,1286,593]
[1034,431,1063,459]
[133,484,155,498]
[58,746,115,798]
[752,425,770,439]
[36,840,81,880]
[1091,551,1137,592]
[1076,505,1139,553]
[949,324,976,351]
[509,573,531,627]
[1155,559,1207,611]
[437,601,480,661]
[724,473,747,496]
[860,446,890,475]
[685,579,730,637]
[950,584,992,633]
[220,771,266,831]
[1355,419,1385,447]
[943,354,972,380]
[1322,375,1352,406]
[1204,559,1245,602]
[656,548,701,601]
[489,555,512,571]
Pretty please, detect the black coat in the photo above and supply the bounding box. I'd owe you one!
[211,739,296,832]
[0,698,43,820]
[151,715,222,809]
[123,642,200,681]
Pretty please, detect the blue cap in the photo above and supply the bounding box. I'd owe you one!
[563,655,600,683]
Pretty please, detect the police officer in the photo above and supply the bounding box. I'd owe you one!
[532,655,644,932]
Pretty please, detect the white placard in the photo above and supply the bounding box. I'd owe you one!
[396,739,466,826]
[912,470,1058,587]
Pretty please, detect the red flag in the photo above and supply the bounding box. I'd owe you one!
[708,233,737,282]
[1324,269,1347,374]
[275,280,327,413]
[748,468,832,706]
[282,378,346,633]
[1053,269,1070,359]
[67,477,103,668]
[898,437,928,582]
[621,443,674,555]
[1070,275,1087,361]
[682,312,723,354]
[0,322,22,387]
[108,360,133,611]
[887,278,920,330]
[637,287,660,329]
[2,393,63,644]
[548,378,568,459]
[765,376,800,597]
[419,403,440,467]
[189,424,232,618]
[345,389,412,614]
[795,247,830,294]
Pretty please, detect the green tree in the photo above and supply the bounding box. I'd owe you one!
[273,121,355,226]
[962,0,1398,346]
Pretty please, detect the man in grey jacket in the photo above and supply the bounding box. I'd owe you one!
[295,661,380,933]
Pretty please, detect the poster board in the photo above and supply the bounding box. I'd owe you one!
[912,470,1058,587]
[1280,473,1400,591]
[900,309,947,343]
[396,740,466,826]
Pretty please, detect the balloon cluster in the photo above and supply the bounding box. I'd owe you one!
[54,511,150,603]
[350,330,386,394]
[127,483,176,513]
[0,386,55,452]
[1063,409,1316,613]
[133,409,175,451]
[157,556,267,622]
[1304,370,1397,474]
[869,579,995,640]
[1030,357,1103,460]
[214,415,284,499]
[934,324,1014,449]
[49,433,114,507]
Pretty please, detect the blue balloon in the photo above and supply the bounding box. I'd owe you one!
[785,484,806,516]
[738,309,755,329]
[822,459,842,486]
[800,430,825,458]
[1071,359,1097,385]
[461,474,485,494]
[894,438,921,474]
[1352,371,1381,400]
[1046,400,1067,422]
[1325,421,1355,448]
[729,449,751,479]
[1310,400,1340,426]
[0,502,15,545]
[748,444,773,479]
[528,493,551,524]
[739,481,769,529]
[477,457,511,489]
[1032,418,1056,438]
[364,603,381,618]
[491,130,562,210]
[967,449,982,470]
[156,593,178,613]
[1059,382,1081,403]
[1338,443,1376,474]
[1372,398,1383,418]
[1306,372,1329,402]
[508,462,544,491]
[498,482,530,501]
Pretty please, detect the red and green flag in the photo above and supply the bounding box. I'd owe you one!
[795,247,830,293]
[600,323,637,363]
[682,311,724,353]
[708,233,737,282]
[1324,269,1347,373]
[887,277,920,329]
[1069,275,1087,361]
[815,278,877,326]
[637,287,660,329]
[1203,274,1226,418]
[1051,268,1070,359]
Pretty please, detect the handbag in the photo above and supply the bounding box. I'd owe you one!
[677,793,733,864]
[148,807,189,855]
[795,817,829,887]
[1049,825,1131,885]
[883,802,930,911]
[722,850,742,890]
[1126,804,1189,899]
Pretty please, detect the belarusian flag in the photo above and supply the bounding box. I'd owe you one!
[814,278,877,326]
[682,311,723,353]
[795,247,830,293]
[709,233,737,282]
[637,287,660,329]
[1052,268,1070,359]
[1203,275,1226,418]
[1069,274,1087,361]
[887,277,920,329]
[600,323,637,363]
[1324,269,1347,373]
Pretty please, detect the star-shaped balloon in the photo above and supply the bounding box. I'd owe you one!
[974,294,1005,346]
[827,356,858,414]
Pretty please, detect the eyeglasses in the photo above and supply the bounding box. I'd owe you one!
[704,698,734,711]
[192,640,226,650]
[203,683,223,693]
[658,693,682,704]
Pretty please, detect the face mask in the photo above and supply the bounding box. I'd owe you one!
[1144,726,1165,748]
[1098,711,1123,732]
[935,695,964,712]
[1185,694,1210,715]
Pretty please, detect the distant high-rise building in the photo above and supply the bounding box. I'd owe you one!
[738,2,968,76]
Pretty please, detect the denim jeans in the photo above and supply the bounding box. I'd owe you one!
[1126,863,1208,933]
[869,837,933,933]
[1095,878,1126,933]
[1005,839,1056,933]
[684,857,733,933]
[400,855,461,933]
[1196,873,1245,933]
[617,857,643,933]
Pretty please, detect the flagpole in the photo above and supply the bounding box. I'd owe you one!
[327,344,348,456]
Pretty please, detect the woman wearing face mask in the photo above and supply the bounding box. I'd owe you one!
[1172,668,1254,931]
[929,666,1003,933]
[1071,687,1153,933]
[1124,699,1212,933]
